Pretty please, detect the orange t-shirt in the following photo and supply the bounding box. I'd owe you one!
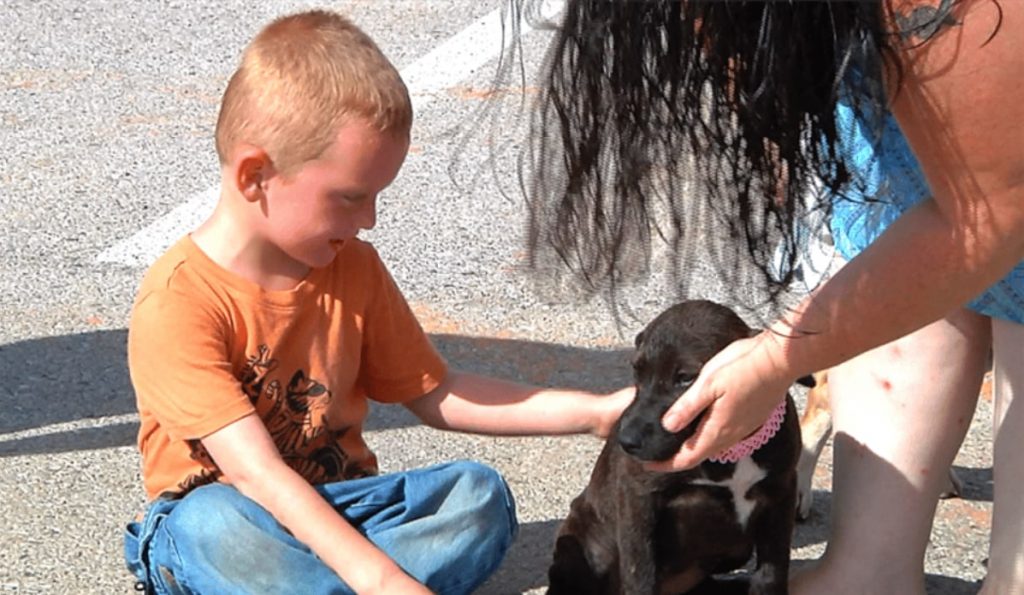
[127,236,447,500]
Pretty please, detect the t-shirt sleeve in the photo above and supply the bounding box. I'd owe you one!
[128,289,255,441]
[357,252,448,403]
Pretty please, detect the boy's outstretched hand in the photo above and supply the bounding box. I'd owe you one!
[593,386,636,439]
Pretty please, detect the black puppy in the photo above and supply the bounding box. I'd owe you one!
[547,300,810,595]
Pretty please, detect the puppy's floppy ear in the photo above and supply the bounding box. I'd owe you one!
[747,327,761,338]
[631,330,646,368]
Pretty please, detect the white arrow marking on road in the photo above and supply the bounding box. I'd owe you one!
[97,1,562,268]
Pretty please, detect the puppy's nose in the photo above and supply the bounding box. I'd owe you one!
[618,429,645,455]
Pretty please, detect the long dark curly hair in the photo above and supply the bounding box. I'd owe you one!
[520,0,902,302]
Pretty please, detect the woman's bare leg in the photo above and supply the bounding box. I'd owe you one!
[980,318,1024,594]
[792,308,990,595]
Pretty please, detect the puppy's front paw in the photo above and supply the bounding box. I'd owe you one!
[795,447,820,521]
[795,487,814,522]
[749,567,788,595]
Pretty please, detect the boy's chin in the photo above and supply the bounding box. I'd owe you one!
[311,252,341,269]
[295,248,340,271]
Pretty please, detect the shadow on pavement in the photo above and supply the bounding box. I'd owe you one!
[951,464,994,503]
[0,331,991,593]
[0,330,631,456]
[788,561,981,595]
[0,329,132,436]
[479,519,561,594]
[925,574,984,594]
[793,488,832,549]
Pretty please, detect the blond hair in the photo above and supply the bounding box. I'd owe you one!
[215,10,412,175]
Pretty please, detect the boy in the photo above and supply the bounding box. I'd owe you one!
[123,10,632,595]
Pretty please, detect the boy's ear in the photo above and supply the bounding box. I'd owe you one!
[232,144,273,203]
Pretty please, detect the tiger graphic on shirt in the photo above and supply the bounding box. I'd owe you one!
[179,344,371,494]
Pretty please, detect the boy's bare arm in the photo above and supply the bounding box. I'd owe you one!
[404,371,634,438]
[200,413,432,595]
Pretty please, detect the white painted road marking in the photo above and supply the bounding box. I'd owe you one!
[0,413,140,444]
[97,2,563,268]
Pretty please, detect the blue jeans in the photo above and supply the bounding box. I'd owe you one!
[124,460,518,595]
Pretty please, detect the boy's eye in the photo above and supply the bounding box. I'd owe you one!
[330,192,365,203]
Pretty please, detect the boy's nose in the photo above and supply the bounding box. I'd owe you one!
[357,197,377,230]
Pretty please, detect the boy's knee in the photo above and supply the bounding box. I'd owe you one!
[169,484,241,531]
[154,484,306,591]
[446,460,518,537]
[446,461,508,499]
[165,483,275,552]
[449,460,502,487]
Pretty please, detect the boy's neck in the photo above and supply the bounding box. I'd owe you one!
[192,192,312,291]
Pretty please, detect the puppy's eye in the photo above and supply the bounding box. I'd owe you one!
[674,371,697,386]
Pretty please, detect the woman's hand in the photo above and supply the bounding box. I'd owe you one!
[592,385,636,439]
[646,331,796,471]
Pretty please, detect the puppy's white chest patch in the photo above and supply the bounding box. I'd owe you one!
[691,457,767,527]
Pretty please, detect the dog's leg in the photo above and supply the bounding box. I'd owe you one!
[748,478,798,595]
[546,533,603,595]
[547,494,617,595]
[796,371,832,520]
[941,370,973,499]
[616,488,659,595]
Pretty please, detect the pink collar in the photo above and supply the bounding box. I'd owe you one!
[707,400,787,464]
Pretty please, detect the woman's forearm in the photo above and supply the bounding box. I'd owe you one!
[772,0,1024,380]
[770,193,1024,381]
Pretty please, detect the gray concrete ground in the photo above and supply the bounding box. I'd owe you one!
[1,1,993,593]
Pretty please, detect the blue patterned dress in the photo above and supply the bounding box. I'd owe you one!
[829,96,1024,324]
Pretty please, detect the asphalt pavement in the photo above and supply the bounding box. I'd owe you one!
[0,1,994,593]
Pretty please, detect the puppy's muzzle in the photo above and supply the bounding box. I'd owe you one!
[616,392,705,462]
